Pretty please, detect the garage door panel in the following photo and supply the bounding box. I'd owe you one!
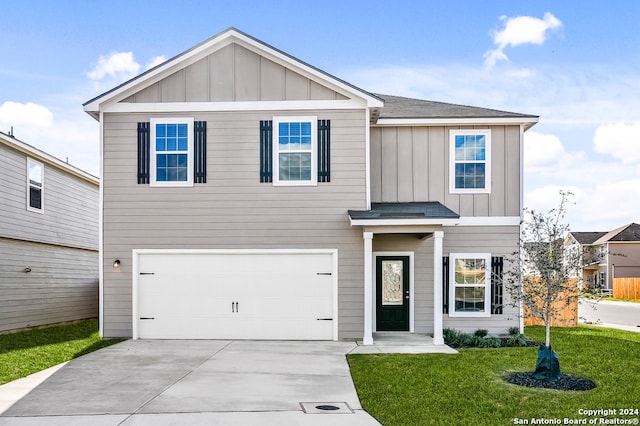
[135,251,335,340]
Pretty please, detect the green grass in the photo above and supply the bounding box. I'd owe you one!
[0,319,123,385]
[348,326,640,425]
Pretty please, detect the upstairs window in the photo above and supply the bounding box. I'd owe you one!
[449,129,491,193]
[273,116,317,186]
[150,118,194,187]
[27,158,44,213]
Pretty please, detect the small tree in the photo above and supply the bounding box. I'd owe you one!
[505,191,582,349]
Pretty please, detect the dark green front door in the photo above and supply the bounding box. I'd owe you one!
[376,256,410,331]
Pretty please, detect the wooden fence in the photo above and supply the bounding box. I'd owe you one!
[613,277,640,300]
[523,277,578,327]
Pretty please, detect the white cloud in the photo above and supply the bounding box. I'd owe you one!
[525,185,583,214]
[593,122,640,164]
[87,51,140,81]
[145,55,167,71]
[0,101,53,128]
[485,12,562,68]
[524,131,581,172]
[0,100,98,176]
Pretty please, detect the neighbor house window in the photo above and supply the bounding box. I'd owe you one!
[27,158,44,213]
[449,129,491,193]
[449,253,491,317]
[150,118,194,187]
[273,116,317,186]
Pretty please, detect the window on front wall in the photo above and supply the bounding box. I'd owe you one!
[449,253,491,317]
[273,116,317,185]
[150,118,194,187]
[27,158,44,213]
[449,129,491,193]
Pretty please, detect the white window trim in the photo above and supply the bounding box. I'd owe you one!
[449,129,491,194]
[448,252,492,318]
[26,157,44,213]
[150,117,194,187]
[273,116,317,186]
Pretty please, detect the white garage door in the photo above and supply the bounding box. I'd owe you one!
[133,250,336,340]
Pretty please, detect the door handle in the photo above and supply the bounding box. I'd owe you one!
[235,301,239,313]
[231,302,239,312]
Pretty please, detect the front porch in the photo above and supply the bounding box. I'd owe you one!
[350,332,458,354]
[348,202,461,347]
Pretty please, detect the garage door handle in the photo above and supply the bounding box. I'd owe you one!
[140,317,155,320]
[317,272,332,276]
[317,318,333,321]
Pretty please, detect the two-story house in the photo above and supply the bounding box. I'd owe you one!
[83,28,537,344]
[566,224,640,293]
[0,131,99,332]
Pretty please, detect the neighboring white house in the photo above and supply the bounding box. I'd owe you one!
[0,131,99,332]
[83,28,538,343]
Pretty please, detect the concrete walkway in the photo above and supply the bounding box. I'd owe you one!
[0,340,381,425]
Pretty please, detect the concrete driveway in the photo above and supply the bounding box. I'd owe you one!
[0,340,380,425]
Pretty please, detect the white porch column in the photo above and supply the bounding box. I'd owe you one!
[432,231,444,345]
[363,231,374,345]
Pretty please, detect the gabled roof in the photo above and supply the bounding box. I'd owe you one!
[83,27,384,119]
[0,131,98,185]
[593,223,640,244]
[567,231,607,245]
[373,94,538,129]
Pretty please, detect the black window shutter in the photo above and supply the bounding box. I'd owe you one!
[491,256,504,314]
[317,120,330,182]
[194,121,207,183]
[443,255,503,314]
[442,256,449,314]
[137,122,150,184]
[260,120,273,182]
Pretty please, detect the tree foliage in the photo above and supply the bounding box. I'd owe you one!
[505,191,582,348]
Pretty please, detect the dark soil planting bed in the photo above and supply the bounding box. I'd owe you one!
[504,372,596,391]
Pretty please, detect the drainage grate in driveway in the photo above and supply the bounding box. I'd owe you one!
[300,402,354,414]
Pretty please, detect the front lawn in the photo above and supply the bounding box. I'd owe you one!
[348,326,640,425]
[0,319,122,385]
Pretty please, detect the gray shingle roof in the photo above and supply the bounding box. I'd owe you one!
[374,93,538,120]
[593,223,640,244]
[348,202,459,220]
[568,232,608,245]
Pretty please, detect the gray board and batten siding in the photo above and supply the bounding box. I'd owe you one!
[0,134,99,332]
[370,125,521,217]
[119,43,349,104]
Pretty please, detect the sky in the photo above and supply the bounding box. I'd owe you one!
[1,0,639,233]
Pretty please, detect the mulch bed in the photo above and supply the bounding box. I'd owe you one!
[504,372,596,391]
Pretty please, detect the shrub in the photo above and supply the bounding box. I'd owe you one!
[474,329,489,338]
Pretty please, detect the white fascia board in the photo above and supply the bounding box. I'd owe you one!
[374,117,539,128]
[444,216,521,226]
[103,99,367,114]
[0,133,99,185]
[349,217,460,227]
[85,29,383,115]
